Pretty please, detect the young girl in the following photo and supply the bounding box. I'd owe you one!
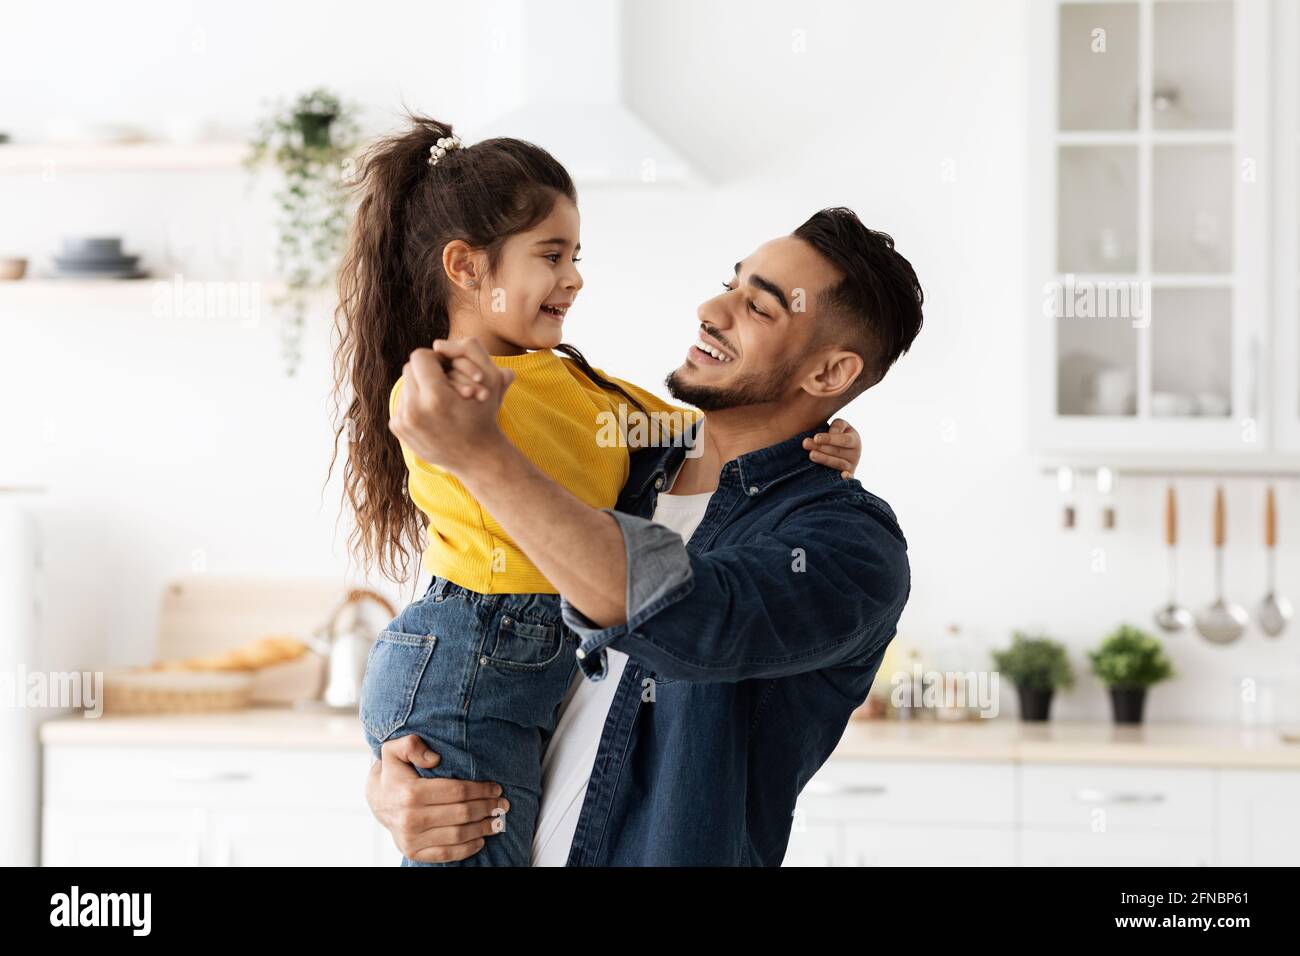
[331,114,862,866]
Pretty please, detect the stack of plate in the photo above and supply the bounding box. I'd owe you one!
[50,237,145,279]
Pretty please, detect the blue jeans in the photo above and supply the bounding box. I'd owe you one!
[360,574,579,866]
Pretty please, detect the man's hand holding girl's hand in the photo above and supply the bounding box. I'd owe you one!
[388,338,513,473]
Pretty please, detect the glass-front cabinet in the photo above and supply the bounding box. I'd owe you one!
[1029,0,1270,456]
[1274,0,1300,451]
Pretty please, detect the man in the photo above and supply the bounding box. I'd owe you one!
[370,206,923,865]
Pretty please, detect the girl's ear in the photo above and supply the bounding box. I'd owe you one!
[442,239,485,291]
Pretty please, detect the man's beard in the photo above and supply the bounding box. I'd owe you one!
[665,357,801,412]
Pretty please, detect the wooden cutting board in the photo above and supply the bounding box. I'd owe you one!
[156,576,354,704]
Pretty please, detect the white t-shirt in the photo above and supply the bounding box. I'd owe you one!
[530,483,714,866]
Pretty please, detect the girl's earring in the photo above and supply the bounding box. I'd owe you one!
[467,279,477,288]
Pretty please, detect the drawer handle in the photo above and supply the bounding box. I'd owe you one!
[804,782,888,797]
[1073,788,1165,805]
[169,770,253,784]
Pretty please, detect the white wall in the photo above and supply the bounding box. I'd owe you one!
[2,0,1296,723]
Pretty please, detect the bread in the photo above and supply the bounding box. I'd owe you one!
[146,634,309,673]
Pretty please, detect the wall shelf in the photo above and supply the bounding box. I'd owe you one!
[0,278,303,315]
[0,142,249,173]
[1037,455,1300,480]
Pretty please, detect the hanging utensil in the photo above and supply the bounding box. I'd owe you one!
[1058,466,1076,529]
[1155,484,1192,633]
[1257,485,1292,638]
[1097,466,1116,530]
[1196,485,1248,644]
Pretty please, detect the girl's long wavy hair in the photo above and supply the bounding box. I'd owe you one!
[329,114,645,586]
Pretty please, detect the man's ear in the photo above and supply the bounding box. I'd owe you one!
[801,349,866,401]
[442,239,486,292]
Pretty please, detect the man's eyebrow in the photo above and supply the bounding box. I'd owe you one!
[734,260,789,312]
[536,238,580,252]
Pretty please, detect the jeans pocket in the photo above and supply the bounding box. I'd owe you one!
[359,630,439,742]
[483,616,564,671]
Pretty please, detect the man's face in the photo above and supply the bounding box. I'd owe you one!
[666,236,842,411]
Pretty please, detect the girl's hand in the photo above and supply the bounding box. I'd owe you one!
[441,351,493,401]
[802,418,861,480]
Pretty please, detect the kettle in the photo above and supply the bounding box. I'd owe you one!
[309,588,396,709]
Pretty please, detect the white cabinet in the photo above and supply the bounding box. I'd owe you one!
[784,760,1017,866]
[1019,763,1216,865]
[1216,769,1300,864]
[1029,0,1273,456]
[1270,1,1300,451]
[1019,830,1215,866]
[41,744,396,866]
[785,757,1300,867]
[43,807,205,866]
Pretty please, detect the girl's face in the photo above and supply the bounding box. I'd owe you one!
[464,196,584,353]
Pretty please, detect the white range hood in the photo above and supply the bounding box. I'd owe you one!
[468,0,699,186]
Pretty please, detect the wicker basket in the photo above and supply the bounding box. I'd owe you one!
[102,670,256,715]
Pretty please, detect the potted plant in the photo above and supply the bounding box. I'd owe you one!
[1088,624,1174,725]
[246,87,360,375]
[991,631,1074,722]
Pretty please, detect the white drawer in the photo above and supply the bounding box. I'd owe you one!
[1020,764,1214,832]
[44,745,373,811]
[797,759,1015,826]
[1020,830,1214,866]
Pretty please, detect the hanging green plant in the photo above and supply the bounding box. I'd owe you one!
[246,87,361,376]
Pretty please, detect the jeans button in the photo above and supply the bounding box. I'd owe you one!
[502,616,512,626]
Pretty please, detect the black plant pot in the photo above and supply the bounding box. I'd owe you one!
[1109,686,1147,725]
[296,111,336,149]
[1017,685,1054,722]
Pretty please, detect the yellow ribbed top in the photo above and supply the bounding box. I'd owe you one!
[390,349,701,594]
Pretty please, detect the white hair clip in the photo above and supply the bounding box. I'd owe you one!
[428,135,463,167]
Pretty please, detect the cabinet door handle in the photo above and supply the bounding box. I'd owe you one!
[1073,788,1165,805]
[169,770,253,784]
[803,782,888,797]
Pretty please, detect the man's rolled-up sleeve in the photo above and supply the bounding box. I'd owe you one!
[560,509,695,681]
[560,498,910,683]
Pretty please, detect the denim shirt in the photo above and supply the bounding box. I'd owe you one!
[558,419,911,866]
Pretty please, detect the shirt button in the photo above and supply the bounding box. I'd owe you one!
[748,485,759,496]
[654,476,664,489]
[575,648,586,660]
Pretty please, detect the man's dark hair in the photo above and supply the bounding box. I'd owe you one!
[793,207,923,400]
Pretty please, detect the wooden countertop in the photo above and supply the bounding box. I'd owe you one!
[38,707,1300,769]
[832,717,1300,769]
[39,703,371,750]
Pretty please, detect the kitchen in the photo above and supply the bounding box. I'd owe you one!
[1,0,1298,876]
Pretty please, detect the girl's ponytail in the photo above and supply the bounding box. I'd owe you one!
[330,116,457,586]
